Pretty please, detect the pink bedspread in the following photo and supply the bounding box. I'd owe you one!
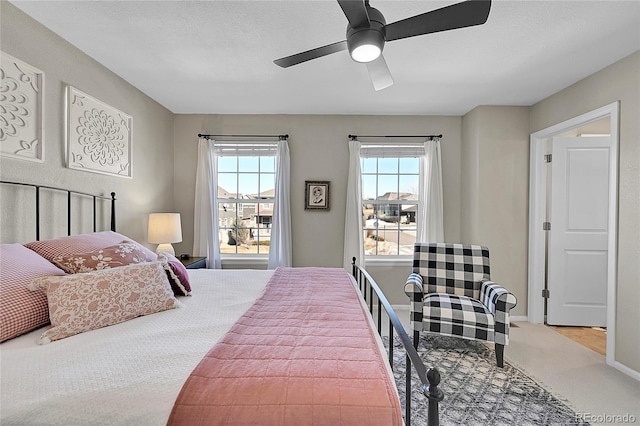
[168,267,402,425]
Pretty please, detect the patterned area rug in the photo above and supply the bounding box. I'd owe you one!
[386,335,588,426]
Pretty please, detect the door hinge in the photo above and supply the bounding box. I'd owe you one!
[544,154,552,163]
[543,222,551,231]
[542,289,550,298]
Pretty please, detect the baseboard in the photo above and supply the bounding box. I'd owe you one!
[366,305,411,331]
[612,360,640,381]
[391,304,409,313]
[367,305,409,314]
[508,319,640,381]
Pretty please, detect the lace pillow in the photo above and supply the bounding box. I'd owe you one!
[52,240,152,273]
[29,262,179,344]
[25,231,156,263]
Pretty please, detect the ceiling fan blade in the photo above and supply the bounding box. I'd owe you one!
[337,0,370,28]
[274,40,348,68]
[366,55,393,91]
[385,0,491,42]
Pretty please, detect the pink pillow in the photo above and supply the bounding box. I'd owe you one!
[158,253,191,296]
[24,231,156,263]
[0,244,66,342]
[52,240,152,273]
[28,262,179,344]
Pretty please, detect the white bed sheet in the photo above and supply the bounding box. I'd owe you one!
[0,269,274,426]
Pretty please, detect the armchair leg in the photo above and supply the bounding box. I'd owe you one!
[495,344,504,368]
[413,330,420,350]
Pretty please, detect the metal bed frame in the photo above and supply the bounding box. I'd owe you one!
[352,257,443,426]
[0,180,116,240]
[1,180,441,424]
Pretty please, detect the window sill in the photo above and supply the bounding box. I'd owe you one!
[364,256,413,267]
[220,255,269,268]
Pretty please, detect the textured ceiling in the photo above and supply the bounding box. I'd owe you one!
[10,0,640,115]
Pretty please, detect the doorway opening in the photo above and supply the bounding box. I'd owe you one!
[549,325,607,355]
[528,102,619,366]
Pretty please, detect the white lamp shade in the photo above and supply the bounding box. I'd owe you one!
[148,213,182,245]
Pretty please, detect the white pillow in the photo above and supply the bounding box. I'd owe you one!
[29,262,179,344]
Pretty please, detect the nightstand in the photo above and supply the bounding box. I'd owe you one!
[178,256,207,269]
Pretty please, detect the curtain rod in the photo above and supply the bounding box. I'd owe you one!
[198,133,288,141]
[349,134,442,141]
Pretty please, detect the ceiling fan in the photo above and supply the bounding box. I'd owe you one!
[274,0,492,91]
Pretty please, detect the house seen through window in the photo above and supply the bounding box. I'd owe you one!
[217,150,275,255]
[361,152,420,256]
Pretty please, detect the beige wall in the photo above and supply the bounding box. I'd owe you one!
[460,107,482,243]
[461,106,531,316]
[0,3,175,247]
[530,51,640,373]
[173,114,462,302]
[4,0,637,374]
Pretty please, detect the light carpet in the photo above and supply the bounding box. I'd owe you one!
[387,335,588,425]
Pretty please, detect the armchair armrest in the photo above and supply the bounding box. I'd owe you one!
[480,280,517,346]
[404,273,424,301]
[480,280,517,315]
[405,273,424,332]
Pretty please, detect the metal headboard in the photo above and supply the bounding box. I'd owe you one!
[0,180,116,241]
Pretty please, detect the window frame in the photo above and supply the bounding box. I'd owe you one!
[216,142,277,258]
[360,145,422,259]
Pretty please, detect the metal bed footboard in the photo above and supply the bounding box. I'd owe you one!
[351,257,443,426]
[0,180,116,240]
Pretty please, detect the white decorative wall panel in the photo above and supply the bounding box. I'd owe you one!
[66,86,132,178]
[0,51,45,162]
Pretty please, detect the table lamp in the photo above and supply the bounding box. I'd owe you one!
[148,213,182,255]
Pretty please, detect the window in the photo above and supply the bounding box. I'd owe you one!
[216,143,276,255]
[360,145,421,256]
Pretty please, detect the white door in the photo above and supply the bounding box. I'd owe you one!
[547,136,611,326]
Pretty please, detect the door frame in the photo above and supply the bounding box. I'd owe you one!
[528,102,619,366]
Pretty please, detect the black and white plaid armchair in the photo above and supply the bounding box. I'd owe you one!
[404,243,517,367]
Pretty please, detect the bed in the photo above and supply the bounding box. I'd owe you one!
[0,181,441,426]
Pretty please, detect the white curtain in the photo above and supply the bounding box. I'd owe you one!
[267,140,292,269]
[417,139,444,242]
[193,138,221,268]
[343,140,365,270]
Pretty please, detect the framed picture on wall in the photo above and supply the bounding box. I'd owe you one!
[305,181,330,210]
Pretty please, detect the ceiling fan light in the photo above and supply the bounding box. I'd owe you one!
[351,44,381,63]
[347,28,385,63]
